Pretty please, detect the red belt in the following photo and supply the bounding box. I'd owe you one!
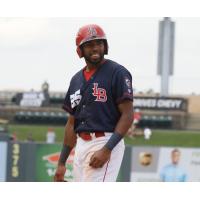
[78,132,105,141]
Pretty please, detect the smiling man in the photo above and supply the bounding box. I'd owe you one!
[160,149,187,182]
[54,24,134,182]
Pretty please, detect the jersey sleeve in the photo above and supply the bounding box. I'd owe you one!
[112,68,133,104]
[62,87,74,115]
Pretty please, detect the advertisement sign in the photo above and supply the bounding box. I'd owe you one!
[0,141,8,181]
[134,97,187,111]
[15,92,49,107]
[131,147,200,182]
[35,144,75,182]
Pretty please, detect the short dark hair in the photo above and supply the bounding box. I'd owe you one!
[172,148,180,154]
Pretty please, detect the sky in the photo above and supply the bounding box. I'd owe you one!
[0,17,200,95]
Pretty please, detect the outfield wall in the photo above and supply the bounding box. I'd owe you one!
[1,140,200,182]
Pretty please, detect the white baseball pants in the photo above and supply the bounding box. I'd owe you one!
[72,133,125,182]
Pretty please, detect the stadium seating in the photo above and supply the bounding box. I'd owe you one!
[138,115,173,128]
[14,111,68,125]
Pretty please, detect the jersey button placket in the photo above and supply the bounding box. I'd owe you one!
[81,105,86,125]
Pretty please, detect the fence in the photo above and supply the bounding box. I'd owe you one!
[1,137,200,182]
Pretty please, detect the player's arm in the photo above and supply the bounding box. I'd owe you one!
[114,100,134,136]
[54,115,76,181]
[89,100,133,168]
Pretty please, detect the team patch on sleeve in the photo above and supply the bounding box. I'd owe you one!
[70,89,82,108]
[124,77,132,94]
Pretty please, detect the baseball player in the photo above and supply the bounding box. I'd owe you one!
[54,24,134,182]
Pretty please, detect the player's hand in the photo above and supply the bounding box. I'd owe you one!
[89,147,111,168]
[54,164,66,182]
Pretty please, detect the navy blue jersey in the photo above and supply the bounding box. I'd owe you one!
[63,59,133,133]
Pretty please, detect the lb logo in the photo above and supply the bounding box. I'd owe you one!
[92,83,107,102]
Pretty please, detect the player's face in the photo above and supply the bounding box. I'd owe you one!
[171,151,180,165]
[81,39,105,65]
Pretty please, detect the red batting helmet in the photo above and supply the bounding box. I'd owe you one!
[76,24,108,58]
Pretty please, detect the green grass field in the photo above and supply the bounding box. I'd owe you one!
[9,124,65,142]
[9,125,200,147]
[125,129,200,147]
[8,124,200,147]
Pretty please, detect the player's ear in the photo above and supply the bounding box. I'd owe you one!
[80,46,85,57]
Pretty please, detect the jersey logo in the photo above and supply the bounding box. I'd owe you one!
[92,83,107,102]
[70,89,82,108]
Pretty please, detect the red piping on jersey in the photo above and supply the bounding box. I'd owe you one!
[103,159,110,182]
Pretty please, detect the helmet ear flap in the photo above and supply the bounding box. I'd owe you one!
[76,47,82,58]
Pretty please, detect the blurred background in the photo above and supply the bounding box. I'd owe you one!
[0,17,200,182]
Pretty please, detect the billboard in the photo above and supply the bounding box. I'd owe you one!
[134,97,187,111]
[15,92,49,107]
[131,147,200,182]
[35,144,75,182]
